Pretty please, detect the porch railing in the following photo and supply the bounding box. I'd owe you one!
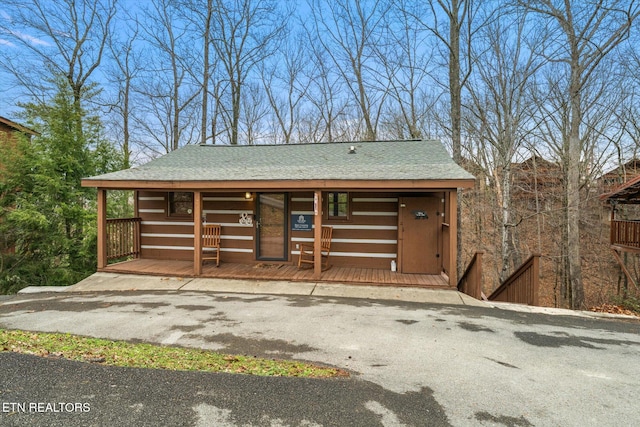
[106,217,141,262]
[488,254,540,306]
[610,220,640,250]
[457,252,484,299]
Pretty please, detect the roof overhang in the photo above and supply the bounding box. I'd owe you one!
[0,116,40,136]
[600,173,640,204]
[81,178,476,191]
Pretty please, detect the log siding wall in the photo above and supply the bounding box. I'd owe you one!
[137,190,443,270]
[138,191,255,262]
[291,192,399,268]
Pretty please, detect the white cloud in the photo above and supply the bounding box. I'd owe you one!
[8,29,50,47]
[0,38,16,47]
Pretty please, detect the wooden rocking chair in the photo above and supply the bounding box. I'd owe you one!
[202,224,221,267]
[298,226,333,270]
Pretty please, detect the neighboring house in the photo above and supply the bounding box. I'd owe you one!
[511,156,563,212]
[0,116,39,254]
[0,116,39,171]
[82,139,475,286]
[599,159,640,194]
[0,116,39,142]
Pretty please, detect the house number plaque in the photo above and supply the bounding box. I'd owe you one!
[412,210,428,220]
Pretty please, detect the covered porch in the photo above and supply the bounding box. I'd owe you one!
[601,174,640,289]
[83,141,476,288]
[99,258,451,288]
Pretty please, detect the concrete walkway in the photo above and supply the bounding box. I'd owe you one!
[19,272,485,306]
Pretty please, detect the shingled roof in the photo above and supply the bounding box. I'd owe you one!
[82,139,475,189]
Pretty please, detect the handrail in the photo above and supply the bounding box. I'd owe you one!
[610,220,640,250]
[457,252,484,299]
[106,217,141,262]
[488,254,540,306]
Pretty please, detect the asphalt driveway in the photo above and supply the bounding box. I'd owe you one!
[1,289,639,426]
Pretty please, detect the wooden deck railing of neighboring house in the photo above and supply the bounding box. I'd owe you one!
[488,254,540,306]
[457,252,484,299]
[106,217,141,262]
[610,220,640,250]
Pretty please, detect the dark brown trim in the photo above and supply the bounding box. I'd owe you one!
[193,191,203,275]
[97,189,107,269]
[314,189,322,278]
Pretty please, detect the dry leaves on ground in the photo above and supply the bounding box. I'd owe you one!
[589,304,640,317]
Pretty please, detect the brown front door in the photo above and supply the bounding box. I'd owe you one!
[399,196,441,274]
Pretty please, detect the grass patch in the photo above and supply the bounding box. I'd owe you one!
[0,329,348,378]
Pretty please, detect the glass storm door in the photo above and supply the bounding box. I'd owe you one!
[256,193,288,260]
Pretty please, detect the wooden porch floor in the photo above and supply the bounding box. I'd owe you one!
[100,259,451,288]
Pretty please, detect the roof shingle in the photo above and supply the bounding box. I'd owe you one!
[83,139,475,184]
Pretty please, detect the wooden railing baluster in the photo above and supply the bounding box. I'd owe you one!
[106,217,142,263]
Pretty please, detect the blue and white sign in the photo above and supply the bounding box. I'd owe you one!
[292,214,312,231]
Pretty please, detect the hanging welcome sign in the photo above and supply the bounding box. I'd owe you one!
[292,214,312,231]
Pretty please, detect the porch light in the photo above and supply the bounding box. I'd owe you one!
[245,192,252,200]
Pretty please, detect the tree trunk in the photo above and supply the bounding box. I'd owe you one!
[567,71,584,308]
[201,0,212,146]
[448,0,464,279]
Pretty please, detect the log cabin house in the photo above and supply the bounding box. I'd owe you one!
[81,139,475,287]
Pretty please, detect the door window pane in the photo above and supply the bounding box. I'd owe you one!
[258,193,287,259]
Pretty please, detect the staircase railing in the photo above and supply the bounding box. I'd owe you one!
[457,252,484,300]
[488,254,540,306]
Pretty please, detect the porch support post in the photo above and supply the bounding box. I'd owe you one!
[193,191,203,276]
[97,188,107,269]
[448,190,458,286]
[313,189,322,279]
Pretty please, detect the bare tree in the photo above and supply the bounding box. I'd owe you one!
[378,0,437,139]
[210,0,289,145]
[307,0,391,141]
[105,19,143,169]
[0,0,116,109]
[521,0,639,309]
[260,34,310,144]
[465,8,544,281]
[300,28,351,143]
[138,0,200,153]
[240,82,269,145]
